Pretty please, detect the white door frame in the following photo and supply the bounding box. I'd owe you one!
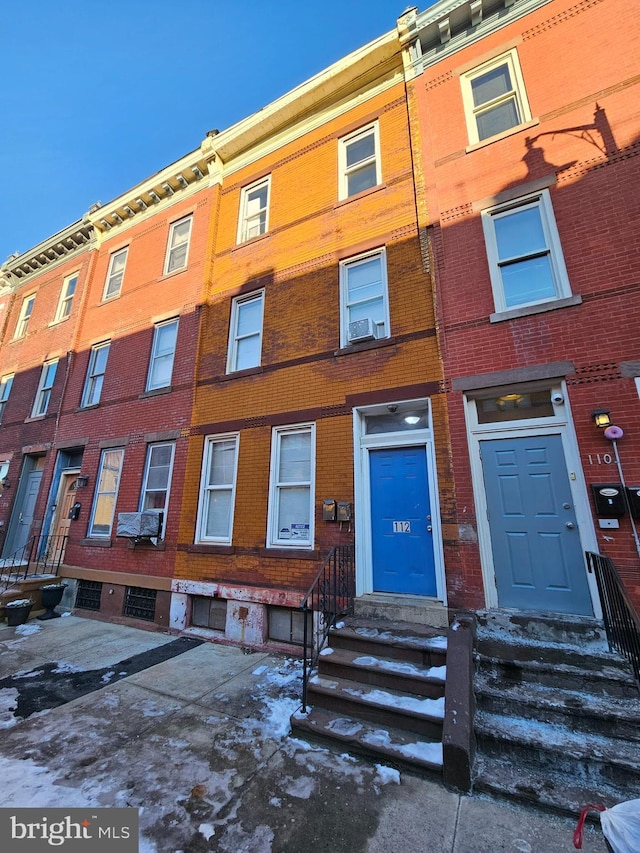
[352,397,447,603]
[464,380,601,617]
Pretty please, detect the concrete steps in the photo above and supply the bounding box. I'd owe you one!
[291,617,449,777]
[0,574,58,620]
[473,610,640,815]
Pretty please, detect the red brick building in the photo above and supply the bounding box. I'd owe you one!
[399,0,640,614]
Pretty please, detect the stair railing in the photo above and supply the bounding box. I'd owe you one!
[586,551,640,684]
[300,543,355,711]
[0,533,67,593]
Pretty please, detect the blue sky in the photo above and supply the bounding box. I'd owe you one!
[1,1,436,259]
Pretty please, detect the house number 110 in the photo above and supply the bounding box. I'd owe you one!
[588,454,613,465]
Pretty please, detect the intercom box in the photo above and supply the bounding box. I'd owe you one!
[591,483,626,517]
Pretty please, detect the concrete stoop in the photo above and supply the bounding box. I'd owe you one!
[291,617,449,778]
[0,573,58,619]
[473,610,640,816]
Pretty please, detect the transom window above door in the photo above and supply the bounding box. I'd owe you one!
[475,389,554,424]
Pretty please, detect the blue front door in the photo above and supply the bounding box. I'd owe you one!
[481,435,593,615]
[370,447,436,596]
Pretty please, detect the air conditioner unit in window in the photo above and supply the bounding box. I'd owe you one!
[348,318,378,343]
[116,511,162,539]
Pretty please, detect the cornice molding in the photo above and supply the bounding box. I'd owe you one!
[0,221,94,287]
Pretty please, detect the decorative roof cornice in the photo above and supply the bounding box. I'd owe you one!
[398,0,555,75]
[0,220,94,288]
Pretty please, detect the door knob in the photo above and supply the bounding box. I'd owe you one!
[565,522,575,529]
[427,525,432,532]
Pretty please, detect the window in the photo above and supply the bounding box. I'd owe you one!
[340,249,390,346]
[146,319,178,391]
[123,586,156,621]
[267,425,314,548]
[89,447,124,537]
[139,442,175,537]
[103,248,128,300]
[15,294,35,338]
[196,435,239,544]
[269,606,312,645]
[191,597,227,631]
[338,122,380,199]
[81,342,110,408]
[237,176,270,243]
[0,374,14,422]
[226,291,264,373]
[32,359,58,417]
[75,580,103,611]
[164,216,192,274]
[482,190,571,312]
[55,274,77,322]
[462,50,531,144]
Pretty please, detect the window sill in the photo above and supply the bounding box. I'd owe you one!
[465,119,540,153]
[127,538,166,551]
[233,232,270,251]
[259,547,320,560]
[187,544,236,555]
[100,294,121,304]
[48,316,70,327]
[334,183,386,209]
[490,294,582,323]
[81,538,113,548]
[139,386,172,399]
[158,267,187,282]
[334,336,396,357]
[24,414,46,423]
[75,403,99,413]
[220,366,263,381]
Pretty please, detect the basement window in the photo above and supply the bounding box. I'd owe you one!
[191,596,227,631]
[75,580,103,611]
[268,606,312,646]
[123,586,157,621]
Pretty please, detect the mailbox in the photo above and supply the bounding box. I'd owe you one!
[322,500,336,522]
[625,487,640,520]
[591,484,626,517]
[337,501,352,522]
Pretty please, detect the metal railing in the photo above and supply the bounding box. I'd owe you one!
[0,533,67,593]
[301,543,355,711]
[586,551,640,684]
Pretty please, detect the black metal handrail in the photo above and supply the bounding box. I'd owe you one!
[0,533,67,593]
[586,551,640,684]
[301,543,355,711]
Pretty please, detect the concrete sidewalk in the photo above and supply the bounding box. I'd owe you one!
[0,615,608,852]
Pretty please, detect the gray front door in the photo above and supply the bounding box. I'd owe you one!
[4,469,42,557]
[481,434,593,615]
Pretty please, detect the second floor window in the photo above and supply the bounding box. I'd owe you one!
[103,248,128,300]
[146,319,178,391]
[81,342,110,407]
[0,374,14,422]
[32,359,58,417]
[338,123,380,200]
[237,177,270,243]
[340,249,390,346]
[164,217,192,274]
[55,274,77,322]
[15,294,35,339]
[226,291,264,373]
[89,448,124,538]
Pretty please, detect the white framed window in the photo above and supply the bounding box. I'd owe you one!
[482,190,571,312]
[103,248,128,300]
[340,249,390,346]
[89,448,124,538]
[461,50,531,145]
[139,441,175,538]
[15,294,35,338]
[32,359,58,417]
[226,291,264,373]
[81,342,110,408]
[164,216,192,274]
[196,434,239,544]
[267,424,315,549]
[338,122,381,200]
[146,318,178,391]
[0,374,14,422]
[54,273,77,322]
[237,176,271,243]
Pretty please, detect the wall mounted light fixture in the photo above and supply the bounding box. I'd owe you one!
[592,408,612,428]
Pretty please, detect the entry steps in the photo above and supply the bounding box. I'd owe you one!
[291,617,447,776]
